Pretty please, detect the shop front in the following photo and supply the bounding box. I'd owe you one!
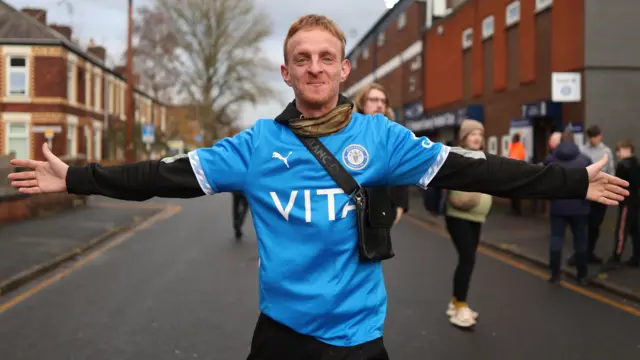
[404,104,484,144]
[511,100,563,163]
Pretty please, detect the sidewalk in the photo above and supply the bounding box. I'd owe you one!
[0,196,165,296]
[407,193,640,302]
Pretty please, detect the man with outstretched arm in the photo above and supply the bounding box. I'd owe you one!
[9,14,628,360]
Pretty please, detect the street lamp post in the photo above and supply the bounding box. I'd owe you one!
[125,0,135,163]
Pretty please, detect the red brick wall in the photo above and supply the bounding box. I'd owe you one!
[34,57,65,97]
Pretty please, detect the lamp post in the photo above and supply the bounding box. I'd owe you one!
[125,0,135,162]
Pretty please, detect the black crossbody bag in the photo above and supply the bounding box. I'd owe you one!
[294,135,396,262]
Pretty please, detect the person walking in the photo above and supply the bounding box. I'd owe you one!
[443,119,492,329]
[8,14,629,360]
[508,133,526,215]
[579,125,615,264]
[608,139,640,268]
[353,83,408,225]
[543,130,592,284]
[232,192,250,239]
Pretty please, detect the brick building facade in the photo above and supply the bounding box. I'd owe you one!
[341,0,427,125]
[342,0,640,163]
[0,3,167,162]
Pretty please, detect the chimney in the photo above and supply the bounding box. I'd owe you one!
[87,40,107,62]
[114,66,127,78]
[22,8,47,25]
[50,24,72,40]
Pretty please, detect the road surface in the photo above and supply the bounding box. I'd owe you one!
[0,195,638,359]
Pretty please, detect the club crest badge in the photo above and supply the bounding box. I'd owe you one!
[342,144,369,171]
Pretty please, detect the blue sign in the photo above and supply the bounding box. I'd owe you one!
[403,100,424,121]
[404,104,484,132]
[142,124,155,144]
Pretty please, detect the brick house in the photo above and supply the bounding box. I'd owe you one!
[0,2,168,163]
[341,0,427,125]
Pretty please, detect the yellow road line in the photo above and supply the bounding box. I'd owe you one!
[403,215,640,317]
[0,205,181,314]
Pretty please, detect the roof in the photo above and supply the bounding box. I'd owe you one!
[344,0,416,60]
[0,1,168,106]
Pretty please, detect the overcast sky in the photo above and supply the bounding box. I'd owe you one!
[8,0,389,129]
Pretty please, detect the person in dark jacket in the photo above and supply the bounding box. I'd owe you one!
[608,139,640,267]
[353,83,408,225]
[232,191,249,239]
[543,130,592,284]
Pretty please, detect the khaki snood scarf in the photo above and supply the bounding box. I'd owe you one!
[287,103,353,138]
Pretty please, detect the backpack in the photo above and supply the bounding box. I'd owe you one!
[422,186,448,216]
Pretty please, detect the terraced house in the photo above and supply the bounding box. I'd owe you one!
[0,2,168,162]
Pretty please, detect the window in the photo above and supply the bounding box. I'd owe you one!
[409,76,416,93]
[67,124,76,156]
[84,126,91,157]
[535,0,552,13]
[5,122,29,159]
[462,28,473,49]
[7,57,27,96]
[94,73,100,111]
[482,15,495,40]
[397,12,406,30]
[93,123,102,161]
[67,60,75,103]
[362,47,369,60]
[506,1,521,28]
[377,32,385,47]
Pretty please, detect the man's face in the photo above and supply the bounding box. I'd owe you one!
[589,134,602,146]
[616,147,632,160]
[281,28,350,111]
[362,88,387,116]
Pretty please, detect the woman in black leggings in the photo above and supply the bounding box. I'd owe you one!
[444,119,492,329]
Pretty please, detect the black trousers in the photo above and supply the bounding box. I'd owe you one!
[612,204,640,260]
[587,202,607,255]
[445,216,482,302]
[233,192,249,231]
[246,314,389,360]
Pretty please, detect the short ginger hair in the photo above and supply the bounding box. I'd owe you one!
[283,14,347,63]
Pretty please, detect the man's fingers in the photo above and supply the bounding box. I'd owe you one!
[607,175,630,188]
[11,180,39,188]
[7,171,36,180]
[10,159,41,169]
[19,187,42,194]
[602,190,625,202]
[605,183,630,197]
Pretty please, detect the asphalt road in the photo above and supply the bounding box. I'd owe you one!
[0,195,639,360]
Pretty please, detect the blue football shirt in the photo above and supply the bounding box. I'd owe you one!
[188,112,449,346]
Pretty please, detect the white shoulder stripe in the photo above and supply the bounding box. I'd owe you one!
[418,145,450,189]
[449,146,487,159]
[188,150,215,195]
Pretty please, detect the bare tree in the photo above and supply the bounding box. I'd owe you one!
[126,6,182,104]
[154,0,281,145]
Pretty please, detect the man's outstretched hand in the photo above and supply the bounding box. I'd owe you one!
[586,153,629,205]
[7,143,69,194]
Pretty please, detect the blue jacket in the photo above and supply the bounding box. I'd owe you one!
[543,141,592,216]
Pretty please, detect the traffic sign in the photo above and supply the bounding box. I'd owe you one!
[142,124,155,144]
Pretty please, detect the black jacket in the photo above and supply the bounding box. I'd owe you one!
[615,156,640,207]
[542,141,592,216]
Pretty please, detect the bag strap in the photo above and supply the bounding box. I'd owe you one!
[294,134,361,197]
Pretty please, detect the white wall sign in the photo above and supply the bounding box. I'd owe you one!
[488,136,498,155]
[552,72,581,102]
[501,135,511,157]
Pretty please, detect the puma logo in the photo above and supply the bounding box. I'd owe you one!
[272,151,292,168]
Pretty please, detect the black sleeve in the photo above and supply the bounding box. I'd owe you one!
[429,147,589,199]
[65,154,205,201]
[388,186,409,212]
